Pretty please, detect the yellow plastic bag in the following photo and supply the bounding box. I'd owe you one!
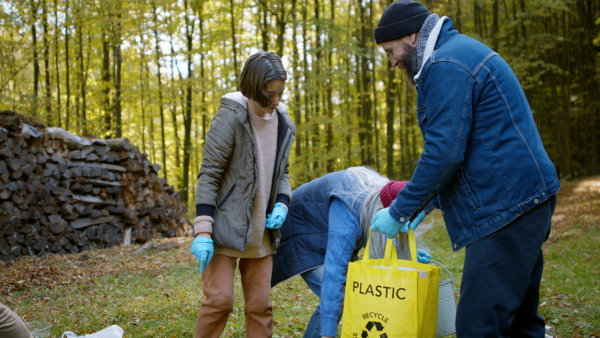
[341,229,440,338]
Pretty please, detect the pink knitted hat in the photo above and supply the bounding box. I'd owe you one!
[379,180,408,207]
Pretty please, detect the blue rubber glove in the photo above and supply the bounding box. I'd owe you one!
[266,203,287,229]
[417,249,432,264]
[370,208,403,239]
[400,212,426,233]
[190,237,214,273]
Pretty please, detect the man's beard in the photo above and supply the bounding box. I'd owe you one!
[401,42,420,87]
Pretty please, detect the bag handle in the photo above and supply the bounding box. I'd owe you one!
[365,228,418,263]
[383,237,398,260]
[364,230,374,260]
[364,230,393,260]
[408,228,417,263]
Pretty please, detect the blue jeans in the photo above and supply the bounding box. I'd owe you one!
[300,250,360,338]
[301,266,324,338]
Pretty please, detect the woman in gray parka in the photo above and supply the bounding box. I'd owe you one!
[190,51,295,338]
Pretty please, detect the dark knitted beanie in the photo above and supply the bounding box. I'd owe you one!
[374,0,431,44]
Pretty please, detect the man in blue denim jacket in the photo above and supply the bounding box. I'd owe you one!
[370,1,561,337]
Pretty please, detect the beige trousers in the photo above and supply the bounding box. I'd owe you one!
[194,254,273,338]
[0,303,33,338]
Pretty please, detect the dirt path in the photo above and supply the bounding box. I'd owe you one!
[547,176,600,244]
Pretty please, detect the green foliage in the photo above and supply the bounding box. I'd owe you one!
[1,0,599,212]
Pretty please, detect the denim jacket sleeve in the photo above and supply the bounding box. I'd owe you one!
[320,198,363,337]
[389,60,474,222]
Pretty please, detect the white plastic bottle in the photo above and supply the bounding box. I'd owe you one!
[545,324,556,338]
[61,325,124,338]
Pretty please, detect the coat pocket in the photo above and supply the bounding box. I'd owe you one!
[417,107,428,127]
[457,169,482,210]
[217,183,237,209]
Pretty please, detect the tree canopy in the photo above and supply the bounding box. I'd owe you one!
[1,0,598,210]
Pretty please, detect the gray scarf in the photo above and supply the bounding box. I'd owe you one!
[417,14,440,70]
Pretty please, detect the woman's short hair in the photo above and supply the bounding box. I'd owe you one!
[239,51,287,108]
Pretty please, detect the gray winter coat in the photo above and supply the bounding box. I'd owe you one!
[194,92,295,251]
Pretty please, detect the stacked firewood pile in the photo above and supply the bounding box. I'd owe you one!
[0,111,192,261]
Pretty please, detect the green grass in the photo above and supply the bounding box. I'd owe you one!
[2,177,599,337]
[540,223,600,336]
[7,256,199,337]
[1,246,319,337]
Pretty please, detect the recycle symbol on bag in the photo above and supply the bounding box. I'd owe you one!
[361,321,388,338]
